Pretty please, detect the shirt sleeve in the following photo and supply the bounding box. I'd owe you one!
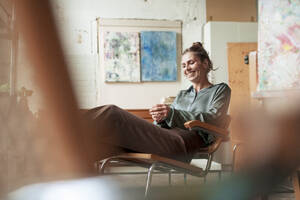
[165,84,231,130]
[153,120,171,129]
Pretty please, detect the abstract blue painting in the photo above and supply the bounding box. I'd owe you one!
[141,31,177,81]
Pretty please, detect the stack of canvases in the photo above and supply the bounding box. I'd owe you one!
[103,31,178,83]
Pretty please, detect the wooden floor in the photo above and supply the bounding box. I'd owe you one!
[7,170,296,200]
[106,168,296,200]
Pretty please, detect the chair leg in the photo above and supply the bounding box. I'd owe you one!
[168,171,172,186]
[232,143,241,173]
[145,162,157,197]
[218,171,222,181]
[99,157,115,174]
[204,154,213,175]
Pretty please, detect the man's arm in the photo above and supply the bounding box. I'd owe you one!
[165,85,231,129]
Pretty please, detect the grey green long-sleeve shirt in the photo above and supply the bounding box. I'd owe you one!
[156,83,231,144]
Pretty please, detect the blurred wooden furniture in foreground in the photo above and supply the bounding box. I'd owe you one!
[97,116,230,197]
[252,90,300,200]
[231,50,300,199]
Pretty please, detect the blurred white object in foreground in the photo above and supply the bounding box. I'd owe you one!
[7,177,125,200]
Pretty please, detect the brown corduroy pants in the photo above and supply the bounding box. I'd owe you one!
[84,105,206,163]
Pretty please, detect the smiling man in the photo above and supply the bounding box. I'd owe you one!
[85,42,231,164]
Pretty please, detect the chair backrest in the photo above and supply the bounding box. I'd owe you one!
[222,115,231,130]
[199,115,231,154]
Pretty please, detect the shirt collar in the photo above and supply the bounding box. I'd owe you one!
[186,85,195,94]
[187,84,214,94]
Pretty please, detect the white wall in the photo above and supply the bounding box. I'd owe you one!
[204,22,258,84]
[50,0,206,109]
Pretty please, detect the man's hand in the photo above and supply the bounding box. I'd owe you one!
[149,104,170,123]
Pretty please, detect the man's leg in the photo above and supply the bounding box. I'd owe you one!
[84,105,205,163]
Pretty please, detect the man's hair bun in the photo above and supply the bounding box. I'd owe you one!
[192,42,203,48]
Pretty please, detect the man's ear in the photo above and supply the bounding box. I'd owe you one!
[202,59,209,70]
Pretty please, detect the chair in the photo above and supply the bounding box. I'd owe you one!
[96,116,231,197]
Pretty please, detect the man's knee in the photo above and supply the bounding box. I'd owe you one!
[86,104,120,121]
[105,104,120,111]
[100,104,123,121]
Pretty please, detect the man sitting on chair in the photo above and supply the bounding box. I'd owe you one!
[84,42,231,163]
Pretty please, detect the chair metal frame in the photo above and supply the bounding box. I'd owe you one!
[97,117,231,197]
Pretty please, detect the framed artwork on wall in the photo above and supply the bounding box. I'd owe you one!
[103,31,140,82]
[258,0,300,91]
[98,19,181,84]
[141,31,177,82]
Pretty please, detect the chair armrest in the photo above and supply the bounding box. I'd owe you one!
[184,120,229,140]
